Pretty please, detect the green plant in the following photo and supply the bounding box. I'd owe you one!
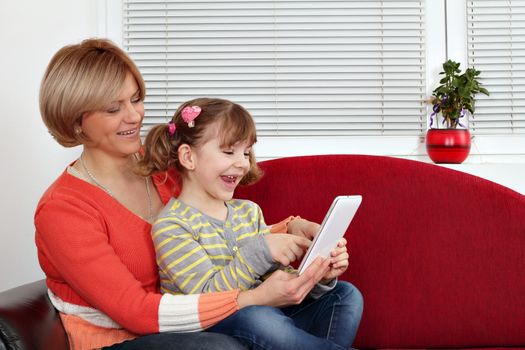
[429,59,489,129]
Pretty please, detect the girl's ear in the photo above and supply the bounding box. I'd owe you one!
[177,144,195,170]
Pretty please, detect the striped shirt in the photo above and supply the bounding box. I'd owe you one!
[153,198,275,295]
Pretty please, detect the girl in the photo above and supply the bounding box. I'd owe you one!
[139,97,363,349]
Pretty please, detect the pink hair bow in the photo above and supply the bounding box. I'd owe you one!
[181,106,201,128]
[167,121,176,136]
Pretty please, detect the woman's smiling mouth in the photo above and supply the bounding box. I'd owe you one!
[117,128,138,136]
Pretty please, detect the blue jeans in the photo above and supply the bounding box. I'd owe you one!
[207,281,364,350]
[102,332,246,349]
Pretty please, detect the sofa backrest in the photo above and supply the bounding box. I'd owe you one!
[235,154,525,349]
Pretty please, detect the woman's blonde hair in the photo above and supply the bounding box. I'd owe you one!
[138,97,262,185]
[39,38,145,147]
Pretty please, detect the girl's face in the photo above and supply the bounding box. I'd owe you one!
[80,73,144,158]
[189,123,252,204]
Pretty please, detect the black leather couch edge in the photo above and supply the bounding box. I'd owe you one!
[0,280,68,350]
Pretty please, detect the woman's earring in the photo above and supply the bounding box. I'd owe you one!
[75,127,82,135]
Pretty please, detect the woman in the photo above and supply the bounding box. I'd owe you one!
[35,38,362,350]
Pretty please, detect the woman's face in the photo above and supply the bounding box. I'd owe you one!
[81,73,144,158]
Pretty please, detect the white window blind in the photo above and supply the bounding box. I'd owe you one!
[467,0,525,134]
[122,0,426,137]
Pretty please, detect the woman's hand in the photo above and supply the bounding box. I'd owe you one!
[237,257,331,308]
[321,238,349,283]
[287,218,320,240]
[265,233,311,266]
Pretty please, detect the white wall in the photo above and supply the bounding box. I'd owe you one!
[0,0,99,292]
[0,0,524,292]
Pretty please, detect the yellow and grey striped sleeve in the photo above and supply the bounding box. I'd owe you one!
[153,200,274,295]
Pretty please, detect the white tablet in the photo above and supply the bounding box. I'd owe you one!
[297,195,362,274]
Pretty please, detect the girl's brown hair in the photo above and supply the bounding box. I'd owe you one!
[39,38,145,147]
[138,97,262,185]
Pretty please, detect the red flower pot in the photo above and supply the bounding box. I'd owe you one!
[426,129,471,164]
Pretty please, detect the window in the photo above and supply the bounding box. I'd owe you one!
[104,0,524,160]
[467,0,525,134]
[120,0,426,157]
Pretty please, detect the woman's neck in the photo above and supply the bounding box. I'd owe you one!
[79,148,137,181]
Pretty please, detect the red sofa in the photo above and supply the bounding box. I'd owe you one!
[1,154,524,349]
[236,154,525,349]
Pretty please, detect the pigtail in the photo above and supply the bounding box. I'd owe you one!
[136,124,178,177]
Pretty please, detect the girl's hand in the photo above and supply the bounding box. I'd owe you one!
[264,233,311,266]
[237,256,331,308]
[321,238,349,283]
[287,218,320,240]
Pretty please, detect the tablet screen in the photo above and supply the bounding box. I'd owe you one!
[297,195,362,274]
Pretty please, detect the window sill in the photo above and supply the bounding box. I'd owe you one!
[254,135,525,194]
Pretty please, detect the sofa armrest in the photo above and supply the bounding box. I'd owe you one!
[0,280,68,350]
